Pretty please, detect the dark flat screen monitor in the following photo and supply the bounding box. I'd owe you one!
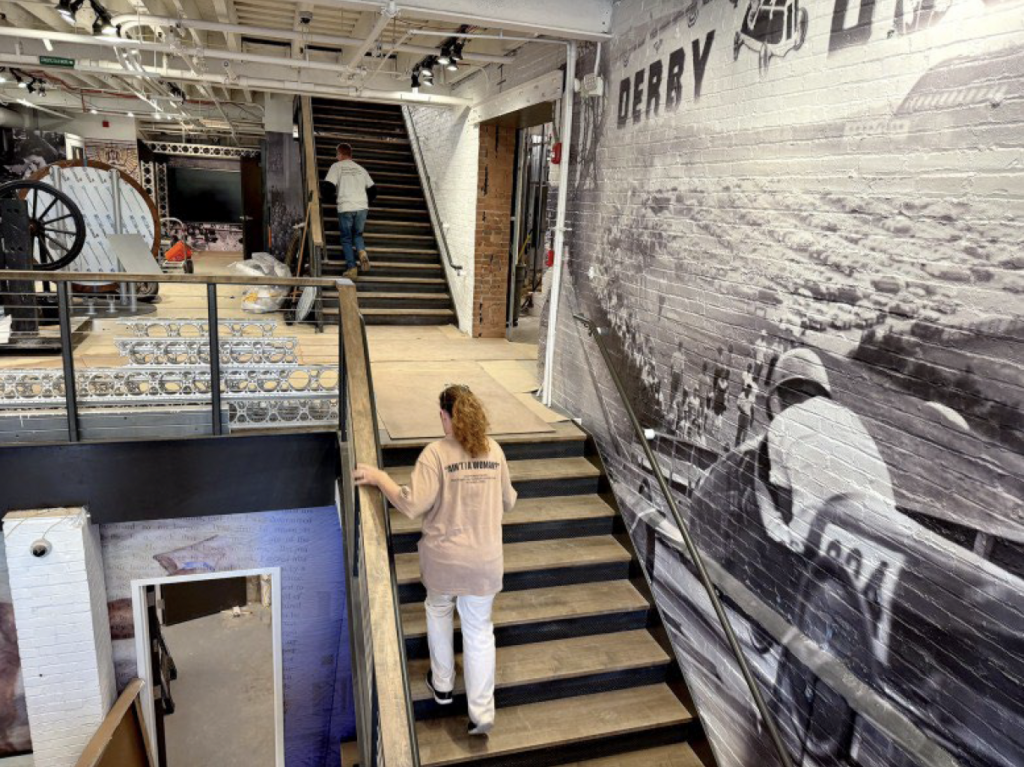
[168,167,243,224]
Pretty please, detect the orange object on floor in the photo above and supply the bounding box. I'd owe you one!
[165,240,193,263]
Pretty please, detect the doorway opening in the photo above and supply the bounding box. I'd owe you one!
[131,568,284,767]
[507,122,554,344]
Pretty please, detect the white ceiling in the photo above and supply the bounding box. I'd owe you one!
[0,0,611,145]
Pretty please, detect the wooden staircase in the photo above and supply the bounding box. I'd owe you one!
[309,98,456,326]
[373,425,710,767]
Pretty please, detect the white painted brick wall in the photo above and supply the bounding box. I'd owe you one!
[409,42,568,334]
[5,508,115,767]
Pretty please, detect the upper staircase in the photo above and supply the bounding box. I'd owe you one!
[377,425,710,767]
[308,98,456,326]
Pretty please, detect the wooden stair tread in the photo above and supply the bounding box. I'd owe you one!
[390,457,601,487]
[390,494,614,535]
[407,630,669,702]
[396,536,631,585]
[401,581,648,638]
[416,684,692,766]
[568,744,704,767]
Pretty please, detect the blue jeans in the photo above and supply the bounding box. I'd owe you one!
[338,209,368,270]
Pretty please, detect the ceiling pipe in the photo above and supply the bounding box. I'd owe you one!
[110,13,515,64]
[0,27,376,76]
[0,54,472,107]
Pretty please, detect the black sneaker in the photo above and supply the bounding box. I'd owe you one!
[467,719,493,737]
[425,672,453,706]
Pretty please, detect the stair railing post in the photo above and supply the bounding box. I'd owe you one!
[207,283,223,436]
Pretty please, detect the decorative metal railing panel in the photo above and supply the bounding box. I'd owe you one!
[0,366,337,405]
[120,319,278,338]
[115,337,300,366]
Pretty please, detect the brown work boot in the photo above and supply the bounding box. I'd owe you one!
[343,267,358,281]
[358,250,371,272]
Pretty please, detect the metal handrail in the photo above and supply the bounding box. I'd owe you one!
[401,106,463,275]
[573,313,796,767]
[337,283,420,767]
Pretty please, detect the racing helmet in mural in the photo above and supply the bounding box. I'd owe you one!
[768,347,832,397]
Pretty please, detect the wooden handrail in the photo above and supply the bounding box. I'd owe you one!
[76,679,155,767]
[338,282,417,766]
[300,96,326,251]
[0,269,339,288]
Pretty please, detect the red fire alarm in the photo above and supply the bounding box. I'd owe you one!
[546,249,555,268]
[102,120,110,128]
[550,142,562,165]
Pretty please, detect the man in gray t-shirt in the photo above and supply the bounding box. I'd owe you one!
[323,142,377,279]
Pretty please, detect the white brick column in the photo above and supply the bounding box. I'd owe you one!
[4,508,116,766]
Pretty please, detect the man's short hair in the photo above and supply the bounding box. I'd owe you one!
[336,143,353,157]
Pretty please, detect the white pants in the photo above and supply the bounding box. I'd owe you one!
[424,591,496,727]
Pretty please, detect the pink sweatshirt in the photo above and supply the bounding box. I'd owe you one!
[392,436,517,596]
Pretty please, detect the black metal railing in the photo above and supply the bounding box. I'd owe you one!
[573,313,796,767]
[0,269,339,445]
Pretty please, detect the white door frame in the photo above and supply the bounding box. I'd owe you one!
[131,567,285,767]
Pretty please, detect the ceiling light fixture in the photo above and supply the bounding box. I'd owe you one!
[89,108,98,114]
[410,72,420,94]
[91,1,116,36]
[445,59,458,72]
[127,111,134,117]
[56,0,85,24]
[451,40,465,62]
[437,44,451,66]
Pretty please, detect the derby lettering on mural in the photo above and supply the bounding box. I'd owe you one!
[617,32,715,128]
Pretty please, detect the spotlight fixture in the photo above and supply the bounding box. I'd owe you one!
[445,59,458,72]
[12,70,25,88]
[419,63,434,82]
[451,40,464,62]
[91,1,115,36]
[89,108,98,114]
[436,44,451,66]
[127,111,134,117]
[56,0,85,24]
[410,72,420,94]
[26,79,37,94]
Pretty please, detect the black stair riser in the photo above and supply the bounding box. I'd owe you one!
[357,267,443,279]
[383,439,587,467]
[515,476,603,498]
[353,282,448,294]
[399,562,632,604]
[404,609,653,660]
[413,663,674,721]
[447,723,696,767]
[359,297,451,311]
[312,99,401,113]
[325,247,439,258]
[363,314,452,327]
[391,516,621,555]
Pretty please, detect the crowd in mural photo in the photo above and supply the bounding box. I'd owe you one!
[556,0,1024,765]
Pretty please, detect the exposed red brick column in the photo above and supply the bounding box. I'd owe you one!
[473,123,516,338]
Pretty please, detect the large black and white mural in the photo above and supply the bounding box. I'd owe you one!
[552,0,1024,765]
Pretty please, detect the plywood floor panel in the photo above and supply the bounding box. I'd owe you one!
[374,361,553,440]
